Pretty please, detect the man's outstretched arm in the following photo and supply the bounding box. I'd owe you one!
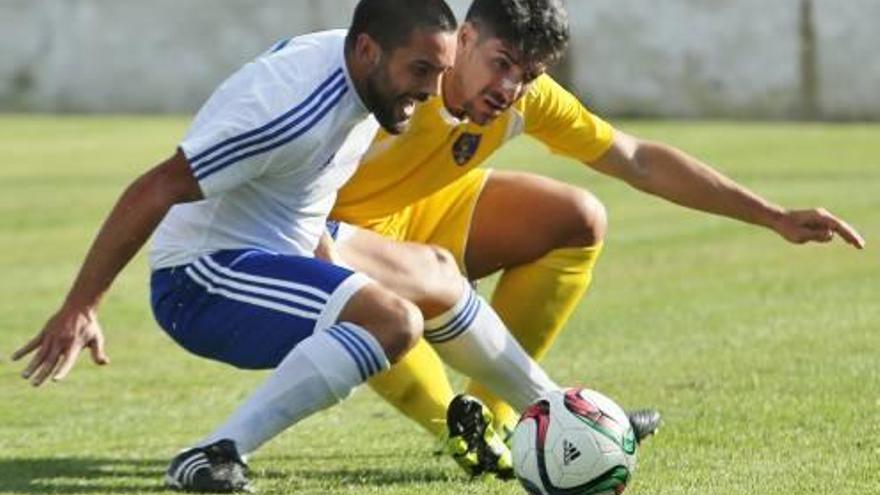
[589,130,865,249]
[12,149,203,386]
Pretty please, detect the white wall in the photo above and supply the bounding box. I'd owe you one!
[1,0,877,119]
[566,0,880,120]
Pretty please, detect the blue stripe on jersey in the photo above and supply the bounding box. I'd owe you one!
[196,257,329,306]
[194,80,349,181]
[188,67,343,166]
[270,38,291,53]
[191,71,345,177]
[325,220,341,240]
[338,324,383,375]
[187,262,323,318]
[326,327,368,380]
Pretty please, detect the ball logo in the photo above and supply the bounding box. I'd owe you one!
[451,132,482,165]
[562,439,581,465]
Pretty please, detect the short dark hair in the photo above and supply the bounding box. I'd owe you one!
[346,0,458,52]
[466,0,570,67]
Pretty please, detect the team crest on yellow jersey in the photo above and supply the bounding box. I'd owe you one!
[452,132,482,165]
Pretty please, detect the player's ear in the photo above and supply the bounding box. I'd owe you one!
[354,33,383,70]
[458,22,478,52]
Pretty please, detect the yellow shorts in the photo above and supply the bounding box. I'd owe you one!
[351,168,490,274]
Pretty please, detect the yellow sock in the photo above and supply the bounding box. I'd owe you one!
[466,244,603,432]
[367,338,453,437]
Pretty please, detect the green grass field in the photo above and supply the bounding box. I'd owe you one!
[1,116,877,494]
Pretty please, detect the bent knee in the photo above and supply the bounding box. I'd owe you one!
[383,295,423,359]
[340,283,423,361]
[424,245,460,282]
[566,190,607,247]
[407,244,463,310]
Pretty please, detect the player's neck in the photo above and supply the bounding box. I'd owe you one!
[441,73,467,119]
[343,48,372,113]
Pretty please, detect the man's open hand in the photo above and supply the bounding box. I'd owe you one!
[12,307,110,387]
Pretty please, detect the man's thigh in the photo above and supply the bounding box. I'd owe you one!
[150,249,369,369]
[334,169,488,291]
[465,170,605,279]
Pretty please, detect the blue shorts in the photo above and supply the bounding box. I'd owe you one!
[150,249,371,369]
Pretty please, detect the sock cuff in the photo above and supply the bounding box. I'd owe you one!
[535,243,604,272]
[423,278,471,327]
[324,323,390,381]
[424,285,482,344]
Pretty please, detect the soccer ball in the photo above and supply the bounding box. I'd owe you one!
[511,388,637,495]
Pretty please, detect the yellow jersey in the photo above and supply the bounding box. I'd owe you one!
[332,74,615,227]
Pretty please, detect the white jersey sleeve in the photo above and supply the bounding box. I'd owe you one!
[179,42,347,197]
[179,68,276,197]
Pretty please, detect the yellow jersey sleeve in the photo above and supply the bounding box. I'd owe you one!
[520,74,615,163]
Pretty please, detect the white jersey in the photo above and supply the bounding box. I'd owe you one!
[150,30,379,270]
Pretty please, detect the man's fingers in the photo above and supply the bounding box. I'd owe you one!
[88,336,110,365]
[798,210,866,249]
[12,334,43,361]
[30,345,62,387]
[826,217,865,249]
[15,311,107,386]
[21,342,51,379]
[52,349,81,382]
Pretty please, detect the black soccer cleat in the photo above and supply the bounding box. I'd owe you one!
[445,394,515,480]
[165,439,253,493]
[628,409,662,444]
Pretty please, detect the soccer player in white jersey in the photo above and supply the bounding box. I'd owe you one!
[11,0,583,491]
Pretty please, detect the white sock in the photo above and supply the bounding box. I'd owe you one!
[198,322,389,455]
[424,282,559,412]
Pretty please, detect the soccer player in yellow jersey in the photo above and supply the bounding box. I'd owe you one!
[328,0,865,476]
